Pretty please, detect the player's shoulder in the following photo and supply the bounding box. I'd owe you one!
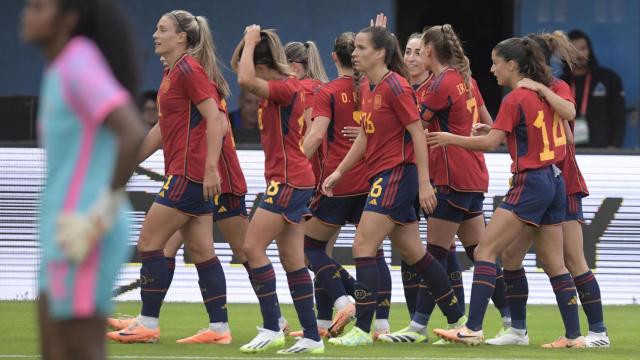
[382,71,411,96]
[175,54,205,77]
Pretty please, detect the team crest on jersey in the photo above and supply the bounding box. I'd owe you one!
[374,95,382,110]
[160,78,171,94]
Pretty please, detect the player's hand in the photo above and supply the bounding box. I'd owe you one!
[472,123,491,136]
[370,13,388,28]
[341,126,360,141]
[322,170,343,197]
[244,24,262,47]
[425,131,454,148]
[203,168,222,201]
[517,78,543,93]
[56,189,126,263]
[419,182,437,214]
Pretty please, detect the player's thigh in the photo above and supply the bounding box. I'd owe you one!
[138,203,190,252]
[325,230,340,256]
[352,211,396,258]
[562,220,589,276]
[456,214,486,249]
[243,208,287,266]
[305,216,341,242]
[163,231,184,258]
[275,222,306,272]
[474,208,527,262]
[218,215,250,257]
[533,224,568,277]
[427,217,460,249]
[389,221,425,264]
[180,215,215,263]
[501,226,533,270]
[39,294,67,360]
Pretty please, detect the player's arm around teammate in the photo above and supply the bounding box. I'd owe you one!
[323,26,466,347]
[429,37,585,348]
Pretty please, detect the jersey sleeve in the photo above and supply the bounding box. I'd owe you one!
[551,79,576,105]
[62,38,131,126]
[492,94,519,134]
[181,64,215,106]
[311,86,332,119]
[391,84,420,127]
[267,78,296,106]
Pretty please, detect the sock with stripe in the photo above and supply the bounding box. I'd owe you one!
[375,249,392,320]
[353,257,379,333]
[574,271,606,333]
[447,245,466,314]
[411,244,450,322]
[166,257,176,285]
[140,250,169,319]
[413,252,462,324]
[493,262,511,323]
[332,259,356,296]
[314,282,333,322]
[286,268,320,341]
[410,283,431,327]
[550,273,581,339]
[251,263,281,332]
[242,261,253,286]
[504,268,528,330]
[304,236,347,303]
[466,261,497,331]
[401,260,420,317]
[196,256,228,323]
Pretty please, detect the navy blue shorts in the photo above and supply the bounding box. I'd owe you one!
[499,166,566,226]
[364,164,418,224]
[155,175,213,216]
[565,193,585,223]
[310,193,368,226]
[259,181,313,224]
[431,186,484,224]
[213,194,248,221]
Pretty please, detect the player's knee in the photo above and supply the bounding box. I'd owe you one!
[501,248,524,270]
[563,251,589,276]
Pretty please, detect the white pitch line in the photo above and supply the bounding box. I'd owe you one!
[0,356,532,360]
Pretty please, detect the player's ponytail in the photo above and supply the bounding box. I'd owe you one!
[494,37,553,87]
[59,0,139,96]
[333,32,360,109]
[285,41,329,83]
[358,26,409,81]
[422,24,471,92]
[231,29,295,77]
[527,31,585,72]
[168,10,230,98]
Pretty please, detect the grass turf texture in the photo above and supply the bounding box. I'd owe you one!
[0,301,636,359]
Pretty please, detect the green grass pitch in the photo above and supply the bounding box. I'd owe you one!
[0,301,636,359]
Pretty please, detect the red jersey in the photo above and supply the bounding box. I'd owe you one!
[413,75,434,180]
[218,96,248,195]
[420,70,489,191]
[259,77,315,188]
[158,54,218,182]
[552,79,588,196]
[300,78,323,109]
[301,78,324,181]
[493,87,566,173]
[312,76,369,196]
[360,71,420,180]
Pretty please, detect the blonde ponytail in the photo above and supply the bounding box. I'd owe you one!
[167,11,230,97]
[284,41,329,82]
[423,24,471,92]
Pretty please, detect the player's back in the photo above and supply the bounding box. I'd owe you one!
[314,76,368,195]
[496,87,566,173]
